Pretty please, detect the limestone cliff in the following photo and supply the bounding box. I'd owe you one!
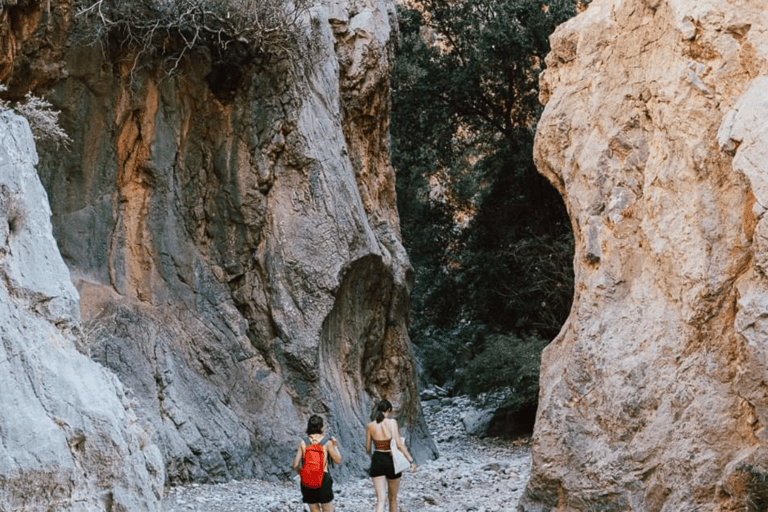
[1,0,435,487]
[522,0,768,510]
[0,111,164,511]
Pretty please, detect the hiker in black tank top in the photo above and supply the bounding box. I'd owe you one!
[365,399,417,512]
[292,414,342,512]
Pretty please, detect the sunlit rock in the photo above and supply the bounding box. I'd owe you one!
[522,0,768,509]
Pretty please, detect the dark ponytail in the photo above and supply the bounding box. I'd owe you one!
[374,399,392,423]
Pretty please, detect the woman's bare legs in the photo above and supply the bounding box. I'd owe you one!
[309,504,321,512]
[321,502,334,512]
[372,476,387,512]
[387,477,401,512]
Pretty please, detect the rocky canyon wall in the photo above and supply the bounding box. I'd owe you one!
[521,0,768,510]
[1,0,435,488]
[0,111,164,511]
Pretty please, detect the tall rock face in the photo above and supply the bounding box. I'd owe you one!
[2,0,435,484]
[0,111,164,511]
[521,0,768,510]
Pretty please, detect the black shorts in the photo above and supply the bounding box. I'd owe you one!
[301,472,333,503]
[369,451,402,480]
[301,472,334,504]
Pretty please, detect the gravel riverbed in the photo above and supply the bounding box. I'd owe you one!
[162,396,532,512]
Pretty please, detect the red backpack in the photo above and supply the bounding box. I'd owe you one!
[300,437,325,489]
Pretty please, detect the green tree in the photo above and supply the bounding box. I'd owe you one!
[392,0,576,429]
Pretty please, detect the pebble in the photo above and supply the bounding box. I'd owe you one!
[162,395,532,511]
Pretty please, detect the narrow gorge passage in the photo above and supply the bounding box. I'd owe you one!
[162,397,532,512]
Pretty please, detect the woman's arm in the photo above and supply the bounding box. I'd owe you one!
[291,441,304,473]
[326,438,343,464]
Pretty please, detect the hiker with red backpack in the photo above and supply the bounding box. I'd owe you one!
[292,415,342,512]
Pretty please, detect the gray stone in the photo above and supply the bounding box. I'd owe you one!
[461,407,496,437]
[420,388,440,401]
[0,111,163,511]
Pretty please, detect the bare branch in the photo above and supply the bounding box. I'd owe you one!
[73,0,312,77]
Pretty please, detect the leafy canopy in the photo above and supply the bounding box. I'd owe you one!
[392,0,577,408]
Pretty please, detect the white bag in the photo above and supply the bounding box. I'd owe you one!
[389,422,410,474]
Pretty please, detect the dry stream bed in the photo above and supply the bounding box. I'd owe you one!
[163,396,531,512]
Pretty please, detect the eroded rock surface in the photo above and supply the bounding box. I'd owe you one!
[1,0,435,486]
[522,0,768,510]
[0,111,164,511]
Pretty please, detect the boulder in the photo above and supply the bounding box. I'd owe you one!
[461,407,495,437]
[521,0,768,509]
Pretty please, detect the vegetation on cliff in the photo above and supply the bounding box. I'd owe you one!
[74,0,310,80]
[392,0,577,434]
[0,85,71,149]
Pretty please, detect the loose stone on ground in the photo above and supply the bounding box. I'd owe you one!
[162,396,531,512]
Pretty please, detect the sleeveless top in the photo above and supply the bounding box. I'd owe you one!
[373,438,391,451]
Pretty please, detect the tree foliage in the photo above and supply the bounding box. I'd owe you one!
[392,0,577,419]
[464,333,547,407]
